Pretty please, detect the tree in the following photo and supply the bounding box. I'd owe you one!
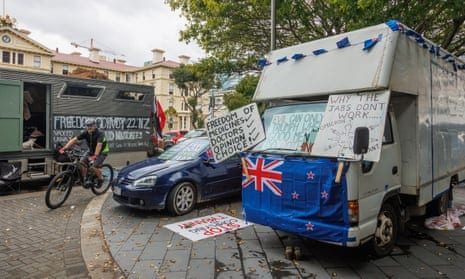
[223,75,259,111]
[167,0,465,60]
[171,57,220,128]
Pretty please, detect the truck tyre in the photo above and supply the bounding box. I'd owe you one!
[371,202,398,257]
[427,190,449,217]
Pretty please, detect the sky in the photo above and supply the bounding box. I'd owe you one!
[4,0,205,66]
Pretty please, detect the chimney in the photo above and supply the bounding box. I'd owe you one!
[178,55,190,64]
[151,48,165,63]
[89,47,100,63]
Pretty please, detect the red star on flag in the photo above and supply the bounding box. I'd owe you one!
[292,191,299,199]
[307,171,315,180]
[306,222,314,231]
[321,190,328,199]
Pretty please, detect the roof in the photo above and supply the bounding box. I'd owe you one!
[52,52,140,72]
[0,26,53,55]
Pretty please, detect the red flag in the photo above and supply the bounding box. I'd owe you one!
[156,100,166,129]
[153,99,166,138]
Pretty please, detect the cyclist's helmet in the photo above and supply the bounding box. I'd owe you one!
[85,119,96,127]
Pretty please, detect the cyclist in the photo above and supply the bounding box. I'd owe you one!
[59,119,109,187]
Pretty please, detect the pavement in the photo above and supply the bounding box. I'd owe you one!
[1,185,465,278]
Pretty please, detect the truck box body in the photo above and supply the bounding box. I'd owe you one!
[0,68,155,180]
[243,21,465,253]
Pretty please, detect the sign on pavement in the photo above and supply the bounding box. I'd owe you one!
[163,213,252,241]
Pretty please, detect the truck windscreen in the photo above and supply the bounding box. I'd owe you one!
[253,102,326,154]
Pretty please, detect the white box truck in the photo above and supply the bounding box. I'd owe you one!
[242,20,465,256]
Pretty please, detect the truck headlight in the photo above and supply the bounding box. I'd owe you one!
[133,175,157,188]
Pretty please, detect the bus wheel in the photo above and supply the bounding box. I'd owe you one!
[371,202,398,257]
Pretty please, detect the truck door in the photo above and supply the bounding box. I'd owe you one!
[358,112,401,217]
[0,79,23,152]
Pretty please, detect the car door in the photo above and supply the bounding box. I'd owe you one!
[200,150,241,198]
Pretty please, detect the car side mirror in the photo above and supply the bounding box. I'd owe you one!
[353,127,369,155]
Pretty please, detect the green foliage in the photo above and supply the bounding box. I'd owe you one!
[167,0,465,60]
[171,57,221,128]
[235,75,259,99]
[223,92,250,111]
[223,75,261,111]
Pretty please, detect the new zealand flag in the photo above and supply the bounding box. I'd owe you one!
[242,154,351,245]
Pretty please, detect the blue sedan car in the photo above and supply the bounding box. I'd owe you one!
[112,137,242,215]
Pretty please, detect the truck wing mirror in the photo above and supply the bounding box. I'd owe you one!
[353,127,369,155]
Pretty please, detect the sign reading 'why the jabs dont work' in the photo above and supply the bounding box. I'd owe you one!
[206,103,265,162]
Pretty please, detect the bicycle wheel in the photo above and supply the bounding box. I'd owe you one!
[91,164,114,195]
[45,171,73,209]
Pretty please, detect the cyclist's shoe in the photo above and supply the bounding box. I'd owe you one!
[96,179,104,188]
[84,181,93,189]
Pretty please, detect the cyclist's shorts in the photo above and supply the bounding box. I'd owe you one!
[81,152,108,168]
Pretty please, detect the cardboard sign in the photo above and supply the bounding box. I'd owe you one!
[312,91,390,162]
[206,103,265,162]
[163,213,252,241]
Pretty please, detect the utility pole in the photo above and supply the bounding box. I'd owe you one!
[271,0,276,51]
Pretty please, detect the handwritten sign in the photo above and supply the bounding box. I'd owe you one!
[163,213,252,241]
[52,115,151,152]
[206,103,265,162]
[312,91,390,162]
[262,112,323,150]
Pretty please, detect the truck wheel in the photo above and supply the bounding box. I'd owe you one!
[371,202,398,257]
[427,190,449,217]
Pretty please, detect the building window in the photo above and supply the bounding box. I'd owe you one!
[2,51,10,63]
[183,116,187,129]
[169,83,174,95]
[152,71,155,79]
[33,55,41,67]
[168,98,173,107]
[115,73,120,82]
[142,72,145,80]
[62,65,69,75]
[126,74,130,83]
[17,53,24,65]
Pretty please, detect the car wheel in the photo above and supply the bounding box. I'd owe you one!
[167,182,196,216]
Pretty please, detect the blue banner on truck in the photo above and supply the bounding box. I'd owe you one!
[242,154,352,244]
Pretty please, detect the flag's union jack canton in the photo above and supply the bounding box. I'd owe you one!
[242,157,283,196]
[242,154,351,245]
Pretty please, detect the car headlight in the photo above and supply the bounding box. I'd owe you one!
[132,175,157,188]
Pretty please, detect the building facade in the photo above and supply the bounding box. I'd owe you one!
[0,16,201,132]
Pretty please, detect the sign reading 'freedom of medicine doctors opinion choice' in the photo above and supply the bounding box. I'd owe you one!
[206,103,265,162]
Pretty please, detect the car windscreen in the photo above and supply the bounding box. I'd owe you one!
[158,138,209,161]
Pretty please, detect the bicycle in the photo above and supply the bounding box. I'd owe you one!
[45,148,114,209]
